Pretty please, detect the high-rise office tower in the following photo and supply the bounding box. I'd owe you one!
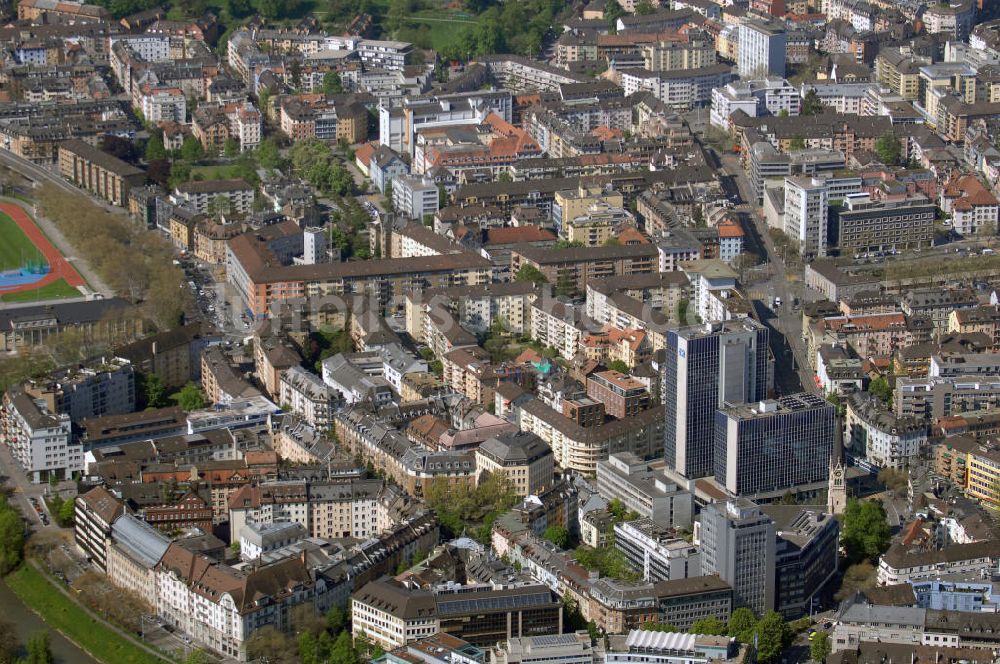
[663,320,769,479]
[714,392,835,497]
[699,498,776,615]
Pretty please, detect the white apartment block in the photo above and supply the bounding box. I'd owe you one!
[226,102,262,151]
[738,20,787,78]
[530,302,586,359]
[799,82,869,115]
[783,176,829,258]
[1,388,78,483]
[351,584,440,650]
[710,78,799,128]
[173,179,255,214]
[140,86,186,123]
[392,175,439,220]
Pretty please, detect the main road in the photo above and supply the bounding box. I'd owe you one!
[719,152,816,395]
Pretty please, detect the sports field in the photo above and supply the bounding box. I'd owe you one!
[0,204,85,303]
[0,211,44,271]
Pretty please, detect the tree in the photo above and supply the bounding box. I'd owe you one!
[207,195,231,217]
[24,631,52,664]
[607,360,630,374]
[0,496,24,574]
[633,0,655,13]
[256,137,282,170]
[641,622,678,632]
[57,497,75,527]
[543,526,570,549]
[326,606,346,633]
[878,467,908,498]
[0,620,19,664]
[874,132,901,166]
[605,0,625,32]
[690,617,728,636]
[754,611,787,664]
[224,137,240,158]
[841,498,891,564]
[323,71,344,96]
[801,88,823,116]
[138,372,168,409]
[180,136,205,162]
[329,163,354,197]
[788,136,806,151]
[289,60,303,90]
[867,376,892,406]
[173,382,208,411]
[811,631,832,662]
[727,607,757,643]
[515,264,548,283]
[145,133,167,162]
[330,631,358,664]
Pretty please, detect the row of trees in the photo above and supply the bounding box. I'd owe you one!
[40,186,187,330]
[0,494,24,576]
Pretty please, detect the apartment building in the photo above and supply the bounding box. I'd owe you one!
[511,244,659,295]
[352,577,562,650]
[393,175,440,220]
[877,540,1000,585]
[587,370,650,419]
[279,366,334,429]
[846,392,927,469]
[474,431,554,497]
[939,174,999,236]
[74,485,125,571]
[710,77,800,128]
[173,179,255,214]
[614,518,701,583]
[896,375,1000,421]
[518,397,664,476]
[226,232,491,317]
[58,139,146,206]
[618,65,735,108]
[1,387,78,483]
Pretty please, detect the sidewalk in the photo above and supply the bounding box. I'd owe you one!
[0,195,112,296]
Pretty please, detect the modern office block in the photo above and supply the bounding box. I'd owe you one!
[783,176,829,259]
[698,498,776,615]
[714,393,835,497]
[663,320,769,479]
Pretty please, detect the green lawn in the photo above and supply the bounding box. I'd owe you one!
[1,278,80,303]
[395,9,478,51]
[190,163,248,180]
[7,564,170,664]
[0,211,44,271]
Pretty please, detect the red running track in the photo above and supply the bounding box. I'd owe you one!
[0,202,85,295]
